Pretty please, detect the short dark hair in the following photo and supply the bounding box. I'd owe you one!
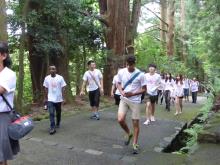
[0,41,12,68]
[148,64,157,69]
[126,55,136,65]
[87,60,95,66]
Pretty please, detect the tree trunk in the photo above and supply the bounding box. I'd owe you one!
[180,0,187,62]
[0,0,7,41]
[99,0,141,95]
[167,0,175,57]
[160,0,167,48]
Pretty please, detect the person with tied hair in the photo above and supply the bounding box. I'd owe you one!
[0,42,20,165]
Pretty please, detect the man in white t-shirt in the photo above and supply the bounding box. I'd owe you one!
[80,60,103,120]
[117,55,147,154]
[143,64,161,125]
[111,68,122,106]
[43,65,67,135]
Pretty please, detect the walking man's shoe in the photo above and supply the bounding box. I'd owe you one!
[133,144,140,154]
[49,128,56,135]
[124,133,133,146]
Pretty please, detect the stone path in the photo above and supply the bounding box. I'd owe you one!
[10,97,205,165]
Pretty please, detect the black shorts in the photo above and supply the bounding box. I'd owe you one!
[146,94,158,104]
[89,89,100,107]
[114,94,121,106]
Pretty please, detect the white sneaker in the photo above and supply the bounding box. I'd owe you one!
[151,116,156,122]
[174,112,178,116]
[143,120,151,125]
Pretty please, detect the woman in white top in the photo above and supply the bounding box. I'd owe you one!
[0,42,19,165]
[164,73,175,111]
[174,74,184,115]
[190,77,199,103]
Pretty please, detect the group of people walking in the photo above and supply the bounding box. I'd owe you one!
[0,42,200,164]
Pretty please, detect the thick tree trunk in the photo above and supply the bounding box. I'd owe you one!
[0,0,7,41]
[99,0,141,95]
[27,1,48,104]
[167,0,175,57]
[160,0,167,48]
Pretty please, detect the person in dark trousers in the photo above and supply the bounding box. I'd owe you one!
[0,42,20,165]
[80,60,104,120]
[43,65,67,135]
[111,68,122,106]
[164,73,175,111]
[190,77,199,103]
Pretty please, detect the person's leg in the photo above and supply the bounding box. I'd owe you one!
[144,101,151,125]
[118,100,130,135]
[195,92,197,103]
[165,90,168,109]
[132,119,139,145]
[175,97,179,115]
[180,98,183,113]
[55,102,62,127]
[47,102,56,130]
[94,89,101,119]
[192,92,195,103]
[167,91,171,111]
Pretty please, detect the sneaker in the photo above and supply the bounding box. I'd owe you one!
[133,144,140,154]
[151,116,156,122]
[49,128,56,135]
[143,120,151,125]
[90,114,96,119]
[95,114,100,120]
[174,112,178,116]
[124,133,133,146]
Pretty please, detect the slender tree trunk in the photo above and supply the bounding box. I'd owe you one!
[75,49,82,95]
[181,0,187,62]
[160,0,167,49]
[0,0,7,41]
[167,0,175,57]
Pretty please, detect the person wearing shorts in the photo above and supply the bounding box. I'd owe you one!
[143,64,161,125]
[174,74,184,115]
[111,68,122,106]
[80,60,103,120]
[117,55,146,154]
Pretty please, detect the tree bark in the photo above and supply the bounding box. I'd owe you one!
[167,0,175,57]
[160,0,167,48]
[180,0,187,62]
[0,0,7,41]
[99,0,141,95]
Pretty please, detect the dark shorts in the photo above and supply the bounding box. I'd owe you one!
[146,94,158,104]
[114,94,121,106]
[184,88,189,96]
[89,88,100,107]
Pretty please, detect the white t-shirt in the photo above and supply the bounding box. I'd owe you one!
[112,75,120,95]
[190,81,199,92]
[43,74,67,103]
[0,67,16,112]
[145,73,161,96]
[183,79,190,89]
[83,69,103,92]
[118,68,147,103]
[174,82,184,97]
[158,79,165,90]
[164,79,175,91]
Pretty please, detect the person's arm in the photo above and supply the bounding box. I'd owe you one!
[111,84,115,97]
[80,80,87,96]
[117,82,125,97]
[0,87,6,94]
[44,87,48,102]
[100,78,104,95]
